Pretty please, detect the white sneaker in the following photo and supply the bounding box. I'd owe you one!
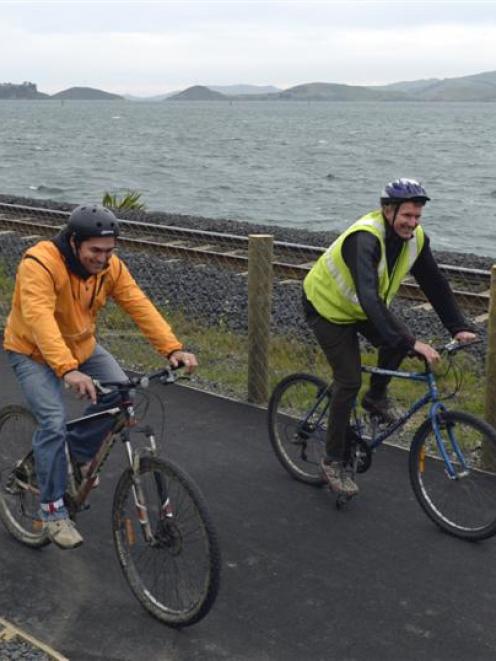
[44,518,83,549]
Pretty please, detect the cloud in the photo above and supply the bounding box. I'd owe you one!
[1,3,496,95]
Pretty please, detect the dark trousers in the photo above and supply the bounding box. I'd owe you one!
[303,295,408,461]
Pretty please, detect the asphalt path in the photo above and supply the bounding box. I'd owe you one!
[1,349,496,661]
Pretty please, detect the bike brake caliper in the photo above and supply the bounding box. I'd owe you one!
[161,497,174,519]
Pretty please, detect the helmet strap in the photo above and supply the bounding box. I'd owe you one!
[391,203,402,229]
[382,203,402,230]
[69,234,83,259]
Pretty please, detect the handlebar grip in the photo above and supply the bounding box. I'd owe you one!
[443,338,481,355]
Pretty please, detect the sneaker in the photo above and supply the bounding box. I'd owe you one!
[320,459,359,496]
[80,462,100,488]
[362,391,398,424]
[44,517,83,550]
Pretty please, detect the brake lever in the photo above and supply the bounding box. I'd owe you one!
[444,338,481,354]
[92,378,113,395]
[159,369,190,385]
[159,371,177,384]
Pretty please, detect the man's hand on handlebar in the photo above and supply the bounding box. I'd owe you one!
[413,340,441,365]
[413,331,478,365]
[63,370,97,404]
[168,350,198,374]
[454,330,477,344]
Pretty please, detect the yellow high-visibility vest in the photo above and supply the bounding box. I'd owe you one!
[303,210,425,323]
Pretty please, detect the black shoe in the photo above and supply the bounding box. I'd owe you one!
[362,391,398,424]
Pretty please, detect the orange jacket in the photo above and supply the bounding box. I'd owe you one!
[3,240,183,377]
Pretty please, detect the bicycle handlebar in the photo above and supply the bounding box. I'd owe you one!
[439,338,481,355]
[406,338,480,368]
[93,366,187,394]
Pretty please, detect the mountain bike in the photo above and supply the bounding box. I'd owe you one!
[268,340,496,541]
[0,368,221,627]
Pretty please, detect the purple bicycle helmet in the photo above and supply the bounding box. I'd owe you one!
[380,178,430,205]
[67,204,120,240]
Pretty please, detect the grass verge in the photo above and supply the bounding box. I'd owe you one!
[99,302,486,419]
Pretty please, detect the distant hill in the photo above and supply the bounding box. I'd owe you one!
[415,70,496,101]
[0,82,48,100]
[374,70,496,101]
[51,86,124,100]
[277,82,409,102]
[6,68,496,103]
[167,85,228,101]
[164,81,409,102]
[126,85,280,101]
[373,78,441,94]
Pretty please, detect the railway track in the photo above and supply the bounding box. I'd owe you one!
[0,201,491,314]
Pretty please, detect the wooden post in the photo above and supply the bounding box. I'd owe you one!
[247,234,273,404]
[485,265,496,429]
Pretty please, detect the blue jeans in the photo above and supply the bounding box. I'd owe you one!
[7,345,127,516]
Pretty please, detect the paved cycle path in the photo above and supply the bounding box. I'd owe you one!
[1,349,496,661]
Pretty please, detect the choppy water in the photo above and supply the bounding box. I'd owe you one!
[0,99,495,256]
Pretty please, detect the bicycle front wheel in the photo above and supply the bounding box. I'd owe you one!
[113,456,221,627]
[268,373,329,485]
[409,410,496,540]
[0,405,49,548]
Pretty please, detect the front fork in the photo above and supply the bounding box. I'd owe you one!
[430,403,469,479]
[122,427,168,543]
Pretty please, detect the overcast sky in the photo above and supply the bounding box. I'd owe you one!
[1,1,496,96]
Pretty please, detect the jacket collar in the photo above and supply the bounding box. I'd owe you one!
[52,229,93,280]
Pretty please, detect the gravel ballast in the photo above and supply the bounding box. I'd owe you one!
[0,194,489,368]
[0,193,493,270]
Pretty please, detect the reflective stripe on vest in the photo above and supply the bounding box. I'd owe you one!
[303,210,424,323]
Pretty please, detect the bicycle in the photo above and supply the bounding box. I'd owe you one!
[0,367,221,627]
[268,339,496,541]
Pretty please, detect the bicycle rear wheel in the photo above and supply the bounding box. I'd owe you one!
[409,410,496,540]
[113,456,221,627]
[268,373,329,485]
[0,405,49,548]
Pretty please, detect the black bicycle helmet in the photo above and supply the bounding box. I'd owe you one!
[380,178,430,205]
[67,204,120,240]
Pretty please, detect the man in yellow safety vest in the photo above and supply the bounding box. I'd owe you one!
[303,178,476,496]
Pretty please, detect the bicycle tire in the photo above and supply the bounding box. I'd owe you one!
[268,373,329,485]
[112,456,221,627]
[409,410,496,541]
[0,405,49,548]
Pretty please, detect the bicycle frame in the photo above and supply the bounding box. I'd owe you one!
[362,365,469,478]
[360,365,435,449]
[63,390,161,542]
[300,361,467,478]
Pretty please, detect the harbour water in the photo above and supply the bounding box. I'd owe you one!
[0,99,495,256]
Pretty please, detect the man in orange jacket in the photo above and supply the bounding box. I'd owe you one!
[4,203,197,549]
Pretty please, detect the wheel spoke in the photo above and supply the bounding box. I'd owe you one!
[113,457,220,626]
[268,374,328,484]
[410,411,496,540]
[0,406,48,548]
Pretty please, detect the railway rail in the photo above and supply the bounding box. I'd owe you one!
[0,201,490,314]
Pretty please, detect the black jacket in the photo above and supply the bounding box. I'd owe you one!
[341,223,472,350]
